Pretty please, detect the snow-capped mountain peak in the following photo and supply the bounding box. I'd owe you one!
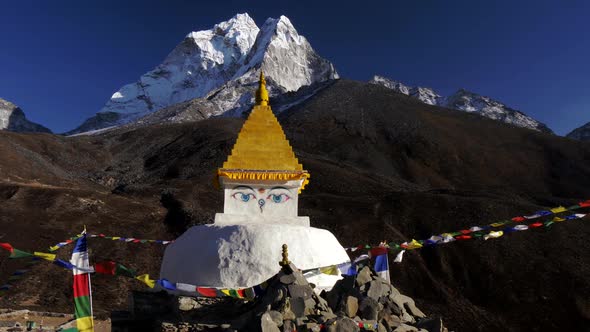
[371,75,552,133]
[370,75,441,105]
[69,13,338,134]
[0,97,51,133]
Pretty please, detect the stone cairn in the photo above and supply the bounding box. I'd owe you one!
[129,246,447,332]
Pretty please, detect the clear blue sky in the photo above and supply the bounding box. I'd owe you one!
[1,0,588,134]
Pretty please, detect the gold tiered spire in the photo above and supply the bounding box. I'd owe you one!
[217,70,310,191]
[255,71,269,106]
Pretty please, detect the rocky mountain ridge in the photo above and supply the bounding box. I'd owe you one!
[0,98,51,134]
[567,121,590,141]
[68,13,338,134]
[370,75,553,133]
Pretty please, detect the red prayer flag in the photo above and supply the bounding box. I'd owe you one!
[0,243,14,253]
[529,222,543,228]
[455,235,471,240]
[512,216,525,222]
[73,274,90,297]
[197,287,218,297]
[94,261,116,275]
[369,247,388,257]
[460,229,471,234]
[579,200,590,208]
[133,239,141,243]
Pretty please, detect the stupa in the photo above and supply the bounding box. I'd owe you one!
[160,72,350,290]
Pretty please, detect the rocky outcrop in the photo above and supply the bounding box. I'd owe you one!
[0,98,51,133]
[127,263,446,332]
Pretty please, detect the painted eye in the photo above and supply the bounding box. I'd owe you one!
[267,194,290,203]
[232,192,255,202]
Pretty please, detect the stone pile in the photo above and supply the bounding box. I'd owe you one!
[154,263,447,332]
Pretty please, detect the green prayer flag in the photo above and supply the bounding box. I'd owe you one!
[544,221,555,227]
[567,205,581,210]
[10,249,33,259]
[116,264,137,278]
[74,296,92,318]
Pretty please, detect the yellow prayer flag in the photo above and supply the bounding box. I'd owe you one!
[552,216,565,222]
[33,252,56,261]
[407,239,423,250]
[484,231,504,240]
[112,237,120,240]
[135,274,155,288]
[550,206,567,214]
[490,222,507,227]
[319,265,340,276]
[49,246,60,251]
[220,289,231,296]
[76,316,94,332]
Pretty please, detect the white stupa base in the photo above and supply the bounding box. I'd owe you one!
[160,223,350,290]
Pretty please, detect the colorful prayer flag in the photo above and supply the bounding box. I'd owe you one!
[374,252,390,283]
[70,230,94,332]
[135,274,155,288]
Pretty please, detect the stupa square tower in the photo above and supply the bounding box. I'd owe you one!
[160,72,349,290]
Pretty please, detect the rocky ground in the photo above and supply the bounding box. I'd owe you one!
[0,80,589,331]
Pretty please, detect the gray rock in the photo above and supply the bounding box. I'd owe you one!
[268,310,283,327]
[359,297,379,321]
[307,322,322,332]
[322,311,337,320]
[367,280,386,301]
[289,297,306,318]
[328,317,360,332]
[177,297,200,311]
[304,298,317,315]
[288,284,313,300]
[261,312,281,332]
[399,295,426,318]
[282,320,295,332]
[356,267,372,286]
[345,296,358,318]
[280,273,297,285]
[296,317,308,326]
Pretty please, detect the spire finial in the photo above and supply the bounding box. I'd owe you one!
[279,243,291,268]
[255,70,269,106]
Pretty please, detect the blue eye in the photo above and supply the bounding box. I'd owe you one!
[268,194,290,203]
[232,192,254,202]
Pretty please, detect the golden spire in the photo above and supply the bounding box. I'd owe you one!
[217,70,310,192]
[255,70,269,106]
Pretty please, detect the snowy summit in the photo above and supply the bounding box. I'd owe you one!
[69,13,338,134]
[370,75,553,133]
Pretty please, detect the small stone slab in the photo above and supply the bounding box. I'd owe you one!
[261,312,281,332]
[356,267,372,286]
[288,284,313,300]
[345,296,358,318]
[280,273,297,285]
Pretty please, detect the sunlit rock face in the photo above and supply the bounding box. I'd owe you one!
[160,74,349,290]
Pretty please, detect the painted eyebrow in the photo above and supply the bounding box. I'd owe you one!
[233,185,255,192]
[268,186,290,191]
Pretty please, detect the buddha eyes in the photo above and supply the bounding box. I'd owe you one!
[267,194,290,203]
[232,192,255,202]
[231,192,291,204]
